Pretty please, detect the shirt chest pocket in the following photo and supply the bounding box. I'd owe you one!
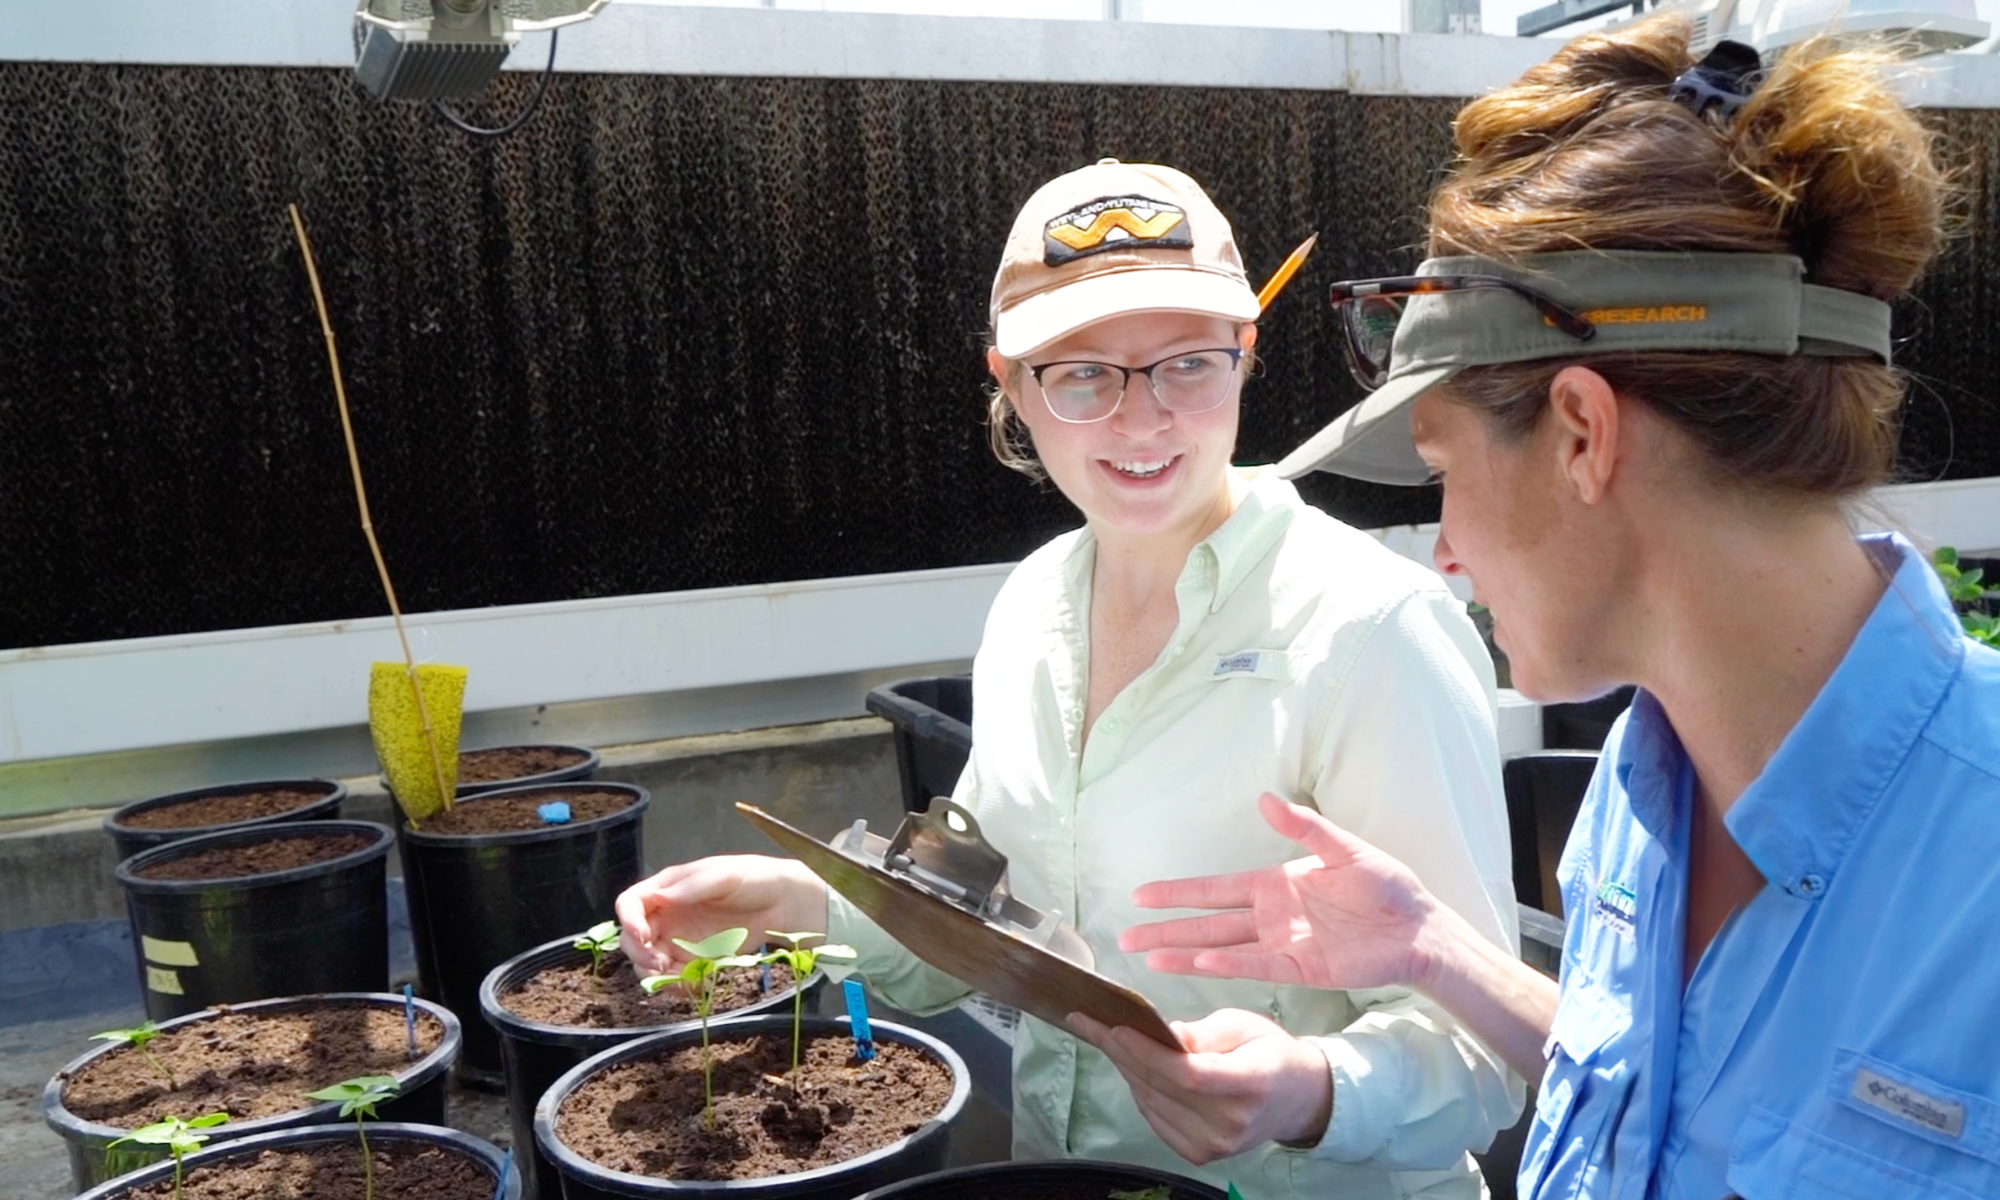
[1520,984,1635,1199]
[1727,1054,2000,1200]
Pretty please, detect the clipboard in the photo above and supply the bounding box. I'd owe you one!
[737,800,1179,1046]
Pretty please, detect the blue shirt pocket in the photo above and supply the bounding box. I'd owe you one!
[1521,984,1632,1199]
[1730,1085,2000,1200]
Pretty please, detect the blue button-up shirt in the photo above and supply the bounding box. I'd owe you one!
[1521,533,2000,1200]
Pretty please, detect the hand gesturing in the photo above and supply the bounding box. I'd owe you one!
[1119,793,1442,993]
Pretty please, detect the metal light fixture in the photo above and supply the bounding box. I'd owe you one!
[1748,0,1988,54]
[353,0,611,102]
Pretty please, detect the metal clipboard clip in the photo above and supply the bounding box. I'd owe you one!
[831,797,1095,970]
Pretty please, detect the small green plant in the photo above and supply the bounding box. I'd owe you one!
[305,1075,400,1200]
[107,1113,227,1200]
[760,930,855,1080]
[1109,1187,1172,1200]
[92,1020,176,1090]
[574,920,622,983]
[640,926,760,1128]
[1934,547,2000,649]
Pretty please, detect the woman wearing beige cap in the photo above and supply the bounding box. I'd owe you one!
[1121,18,2000,1200]
[618,159,1520,1198]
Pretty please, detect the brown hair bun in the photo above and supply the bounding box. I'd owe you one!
[1428,13,1948,496]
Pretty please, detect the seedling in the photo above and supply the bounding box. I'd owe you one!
[760,931,855,1080]
[92,1020,176,1090]
[306,1075,400,1200]
[639,926,760,1128]
[107,1112,227,1200]
[1934,547,2000,649]
[574,920,621,983]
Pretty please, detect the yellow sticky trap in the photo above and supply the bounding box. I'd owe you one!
[369,662,468,826]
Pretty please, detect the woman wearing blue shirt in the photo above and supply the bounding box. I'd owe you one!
[1093,15,2000,1200]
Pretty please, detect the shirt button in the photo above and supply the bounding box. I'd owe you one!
[1795,873,1827,898]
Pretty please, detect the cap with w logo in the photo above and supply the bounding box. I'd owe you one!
[991,159,1258,358]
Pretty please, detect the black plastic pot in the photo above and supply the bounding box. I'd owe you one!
[864,676,972,813]
[536,1013,970,1200]
[71,1121,518,1200]
[105,778,348,863]
[115,820,394,1020]
[457,743,602,796]
[43,991,460,1193]
[481,935,823,1200]
[398,781,649,1088]
[855,1160,1228,1199]
[1540,685,1638,751]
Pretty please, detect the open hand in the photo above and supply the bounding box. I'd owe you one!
[1118,793,1443,993]
[614,854,826,976]
[1067,1007,1332,1165]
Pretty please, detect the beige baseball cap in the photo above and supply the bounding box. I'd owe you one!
[990,159,1261,359]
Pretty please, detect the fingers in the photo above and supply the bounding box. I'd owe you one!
[1172,1007,1284,1054]
[1130,869,1259,913]
[1179,948,1308,987]
[1067,1012,1268,1167]
[1118,910,1258,955]
[1258,792,1366,868]
[612,857,766,973]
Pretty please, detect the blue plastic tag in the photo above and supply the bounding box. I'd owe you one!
[537,801,572,825]
[493,1148,512,1200]
[842,979,875,1061]
[759,961,771,993]
[403,983,417,1061]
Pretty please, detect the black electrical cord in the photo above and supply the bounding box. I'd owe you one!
[433,28,558,137]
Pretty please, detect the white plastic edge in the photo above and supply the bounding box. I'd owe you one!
[4,475,1992,767]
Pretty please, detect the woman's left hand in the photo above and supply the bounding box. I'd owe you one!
[1066,1008,1332,1165]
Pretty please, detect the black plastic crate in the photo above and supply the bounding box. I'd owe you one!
[865,676,973,814]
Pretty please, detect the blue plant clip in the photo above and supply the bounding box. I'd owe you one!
[493,1148,513,1200]
[842,978,875,1062]
[537,801,572,825]
[403,983,418,1061]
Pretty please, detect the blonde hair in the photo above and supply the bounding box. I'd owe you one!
[1429,14,1948,496]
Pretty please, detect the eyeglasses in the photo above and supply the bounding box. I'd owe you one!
[1027,347,1245,424]
[1327,275,1596,390]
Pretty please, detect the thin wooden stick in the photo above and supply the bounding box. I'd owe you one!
[288,202,454,814]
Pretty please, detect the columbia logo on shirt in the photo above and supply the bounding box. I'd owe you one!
[1214,651,1261,677]
[1593,878,1637,938]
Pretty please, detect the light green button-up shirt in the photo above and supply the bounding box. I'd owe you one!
[829,470,1522,1199]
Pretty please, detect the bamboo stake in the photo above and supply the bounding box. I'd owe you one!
[288,202,454,815]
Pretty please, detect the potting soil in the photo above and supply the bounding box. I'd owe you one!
[555,1032,954,1181]
[60,1005,446,1127]
[117,789,330,831]
[499,955,794,1029]
[457,747,589,785]
[131,834,374,881]
[117,1143,494,1200]
[417,790,634,835]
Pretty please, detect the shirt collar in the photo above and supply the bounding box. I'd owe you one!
[1059,467,1298,615]
[1201,468,1297,614]
[1614,688,1690,843]
[1725,532,1966,894]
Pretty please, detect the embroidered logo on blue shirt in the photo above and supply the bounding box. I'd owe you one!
[1213,651,1261,677]
[1593,879,1637,938]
